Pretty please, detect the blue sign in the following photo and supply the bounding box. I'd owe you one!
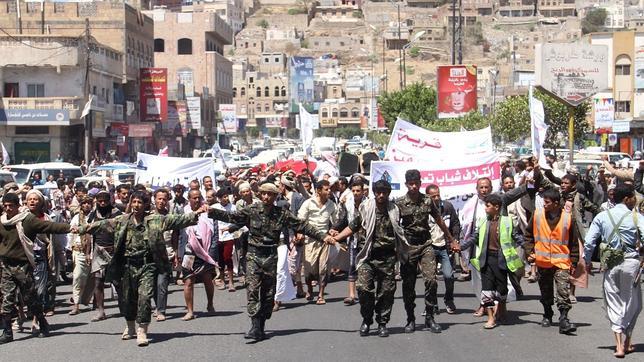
[289,56,314,113]
[0,109,70,125]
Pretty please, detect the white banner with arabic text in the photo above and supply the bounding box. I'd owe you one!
[384,118,493,162]
[135,153,215,190]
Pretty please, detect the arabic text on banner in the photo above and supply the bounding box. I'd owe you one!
[370,155,500,200]
[384,118,493,162]
[135,153,215,190]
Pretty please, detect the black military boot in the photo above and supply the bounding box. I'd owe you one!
[0,316,14,344]
[359,321,370,337]
[425,310,442,334]
[244,317,261,340]
[404,320,416,333]
[541,305,553,328]
[377,324,389,338]
[37,316,50,338]
[559,309,577,335]
[258,318,266,340]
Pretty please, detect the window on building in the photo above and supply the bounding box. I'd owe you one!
[241,87,245,96]
[615,64,631,76]
[281,86,286,96]
[26,83,45,97]
[54,3,65,13]
[249,77,254,83]
[321,108,328,118]
[264,86,269,97]
[274,86,280,96]
[265,103,270,112]
[233,87,237,97]
[26,2,37,13]
[256,87,262,97]
[340,108,348,118]
[616,101,631,113]
[15,126,48,135]
[177,38,193,55]
[256,103,261,112]
[275,57,280,63]
[3,83,19,97]
[264,57,270,63]
[332,108,338,117]
[7,1,16,13]
[351,108,359,117]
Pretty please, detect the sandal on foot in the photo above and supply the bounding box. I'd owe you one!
[156,314,166,322]
[316,297,326,305]
[343,297,355,305]
[91,314,107,322]
[484,323,497,329]
[181,313,195,321]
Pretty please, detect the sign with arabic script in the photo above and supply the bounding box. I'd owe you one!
[371,155,500,199]
[535,43,609,106]
[384,118,493,163]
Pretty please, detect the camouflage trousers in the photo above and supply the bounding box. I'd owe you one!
[538,267,572,311]
[246,251,277,319]
[0,260,43,317]
[401,243,437,321]
[356,254,397,325]
[118,263,156,324]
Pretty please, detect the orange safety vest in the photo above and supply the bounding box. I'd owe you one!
[533,208,572,269]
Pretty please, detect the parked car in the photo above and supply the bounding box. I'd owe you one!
[0,170,16,188]
[3,162,83,185]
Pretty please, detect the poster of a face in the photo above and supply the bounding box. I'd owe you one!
[437,65,477,119]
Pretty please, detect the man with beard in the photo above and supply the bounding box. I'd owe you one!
[68,196,94,316]
[0,192,71,343]
[78,191,207,346]
[151,188,175,321]
[87,190,123,322]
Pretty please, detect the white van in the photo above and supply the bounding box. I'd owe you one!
[0,170,16,187]
[3,162,83,185]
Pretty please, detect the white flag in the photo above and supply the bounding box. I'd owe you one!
[211,143,227,168]
[299,104,314,153]
[81,95,94,119]
[1,142,10,165]
[529,86,548,168]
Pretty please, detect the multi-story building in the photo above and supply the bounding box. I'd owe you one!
[232,70,289,129]
[537,0,576,18]
[258,52,287,74]
[146,7,233,153]
[0,0,153,160]
[182,0,246,33]
[314,0,363,23]
[0,35,123,163]
[590,30,644,153]
[497,0,537,18]
[602,0,626,29]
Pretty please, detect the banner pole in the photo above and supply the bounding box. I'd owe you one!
[568,105,575,165]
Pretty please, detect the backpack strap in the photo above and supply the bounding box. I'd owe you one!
[607,210,630,250]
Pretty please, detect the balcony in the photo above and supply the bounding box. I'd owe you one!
[0,96,82,122]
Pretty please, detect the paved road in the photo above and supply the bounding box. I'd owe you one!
[1,272,642,361]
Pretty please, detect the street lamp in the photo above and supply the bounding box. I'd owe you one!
[387,0,403,91]
[360,48,377,130]
[400,30,426,88]
[488,69,498,115]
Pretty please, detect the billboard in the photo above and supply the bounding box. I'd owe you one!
[218,104,238,133]
[636,47,644,90]
[186,96,201,130]
[289,56,314,113]
[163,101,182,136]
[0,109,69,125]
[593,97,614,131]
[535,43,608,106]
[437,65,477,119]
[140,68,168,122]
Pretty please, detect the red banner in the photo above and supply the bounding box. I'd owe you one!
[140,68,168,122]
[437,65,477,119]
[128,124,154,138]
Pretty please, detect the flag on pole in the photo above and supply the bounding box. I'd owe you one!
[299,103,314,155]
[211,142,227,168]
[1,142,10,165]
[81,95,94,119]
[158,146,169,157]
[529,86,548,168]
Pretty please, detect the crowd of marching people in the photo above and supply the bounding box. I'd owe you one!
[0,152,642,358]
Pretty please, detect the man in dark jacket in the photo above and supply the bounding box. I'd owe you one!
[0,192,71,343]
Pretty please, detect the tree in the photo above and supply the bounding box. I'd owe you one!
[377,82,437,129]
[257,19,269,29]
[409,46,420,58]
[490,95,531,143]
[582,8,607,34]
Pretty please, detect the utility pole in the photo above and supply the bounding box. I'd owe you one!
[457,0,463,64]
[83,18,91,165]
[451,0,455,64]
[397,3,403,90]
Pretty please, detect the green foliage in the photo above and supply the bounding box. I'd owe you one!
[466,22,485,45]
[352,11,363,19]
[367,130,390,147]
[315,126,362,139]
[377,83,591,150]
[377,82,438,129]
[582,8,607,34]
[288,8,305,15]
[409,46,420,58]
[268,128,280,137]
[405,66,415,75]
[287,128,300,139]
[246,127,260,139]
[257,19,269,29]
[301,39,309,49]
[228,48,235,56]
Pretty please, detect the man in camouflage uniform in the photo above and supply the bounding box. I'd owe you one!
[333,180,411,338]
[395,169,457,334]
[209,182,335,341]
[79,191,207,347]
